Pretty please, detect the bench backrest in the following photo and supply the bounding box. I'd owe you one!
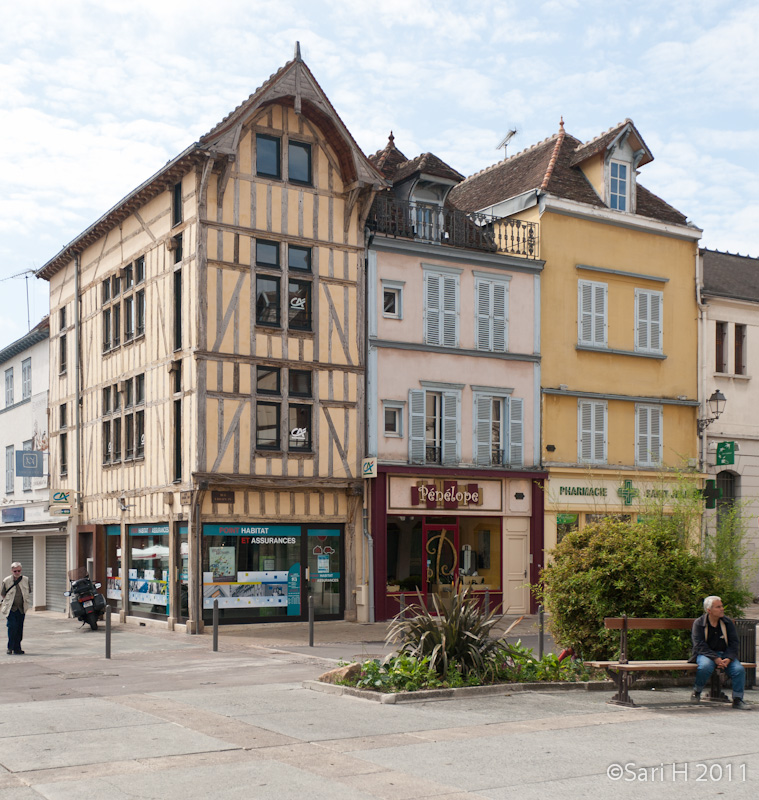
[605,618,694,631]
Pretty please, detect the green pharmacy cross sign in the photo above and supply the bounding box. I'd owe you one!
[716,441,736,466]
[617,479,640,506]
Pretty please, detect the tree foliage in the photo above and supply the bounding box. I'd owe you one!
[537,517,751,661]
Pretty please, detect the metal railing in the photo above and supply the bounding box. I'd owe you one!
[368,195,539,259]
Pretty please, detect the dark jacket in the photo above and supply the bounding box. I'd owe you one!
[690,613,740,662]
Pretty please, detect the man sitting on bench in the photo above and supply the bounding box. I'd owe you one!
[690,596,749,710]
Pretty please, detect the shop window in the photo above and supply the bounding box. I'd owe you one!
[385,517,424,593]
[128,525,169,617]
[105,526,122,608]
[556,513,579,544]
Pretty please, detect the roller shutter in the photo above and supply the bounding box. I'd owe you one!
[45,535,68,612]
[11,537,33,590]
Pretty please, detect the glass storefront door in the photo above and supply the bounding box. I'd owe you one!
[128,524,170,617]
[423,522,459,598]
[178,524,189,621]
[105,524,122,610]
[307,529,341,615]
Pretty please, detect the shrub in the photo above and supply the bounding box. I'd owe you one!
[386,585,505,678]
[347,655,443,692]
[537,518,751,661]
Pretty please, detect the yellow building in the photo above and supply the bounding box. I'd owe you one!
[38,49,385,630]
[451,120,702,559]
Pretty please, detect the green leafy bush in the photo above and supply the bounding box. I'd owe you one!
[386,585,506,678]
[493,640,595,683]
[347,655,443,692]
[537,518,751,661]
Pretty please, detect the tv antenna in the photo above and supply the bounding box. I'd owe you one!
[497,129,518,156]
[0,269,36,331]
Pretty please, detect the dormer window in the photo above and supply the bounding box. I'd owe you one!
[609,160,628,211]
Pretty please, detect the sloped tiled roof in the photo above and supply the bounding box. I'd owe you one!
[702,249,759,303]
[449,121,687,227]
[570,119,653,168]
[0,317,50,365]
[368,134,463,184]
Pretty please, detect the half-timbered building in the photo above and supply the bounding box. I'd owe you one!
[38,49,385,630]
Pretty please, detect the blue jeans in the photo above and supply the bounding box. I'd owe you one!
[6,609,25,652]
[694,652,745,699]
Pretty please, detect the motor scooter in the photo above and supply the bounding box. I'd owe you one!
[64,567,106,630]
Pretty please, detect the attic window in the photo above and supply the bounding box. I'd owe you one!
[609,160,628,211]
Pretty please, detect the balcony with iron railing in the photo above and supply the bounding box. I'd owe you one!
[367,195,539,259]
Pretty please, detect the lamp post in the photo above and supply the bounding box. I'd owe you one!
[697,389,726,435]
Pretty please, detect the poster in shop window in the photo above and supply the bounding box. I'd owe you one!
[209,546,236,581]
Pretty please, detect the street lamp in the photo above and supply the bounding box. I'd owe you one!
[697,389,726,434]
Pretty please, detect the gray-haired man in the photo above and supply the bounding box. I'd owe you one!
[1,562,31,655]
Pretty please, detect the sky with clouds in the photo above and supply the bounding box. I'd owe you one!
[1,0,757,349]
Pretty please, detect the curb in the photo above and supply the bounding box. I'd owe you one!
[303,679,611,704]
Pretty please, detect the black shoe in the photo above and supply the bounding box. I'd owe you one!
[13,650,24,655]
[732,698,750,710]
[5,649,11,655]
[691,691,701,702]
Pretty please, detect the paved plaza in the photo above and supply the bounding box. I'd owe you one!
[0,612,756,799]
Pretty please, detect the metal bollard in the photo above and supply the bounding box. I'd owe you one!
[538,604,544,660]
[105,605,111,660]
[308,591,314,647]
[399,593,405,619]
[212,598,219,652]
[484,589,490,615]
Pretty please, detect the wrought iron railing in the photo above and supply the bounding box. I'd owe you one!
[425,445,442,464]
[367,195,539,259]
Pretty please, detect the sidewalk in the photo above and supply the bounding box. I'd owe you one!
[0,612,757,799]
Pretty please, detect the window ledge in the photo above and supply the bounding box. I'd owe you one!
[576,344,666,360]
[713,372,751,381]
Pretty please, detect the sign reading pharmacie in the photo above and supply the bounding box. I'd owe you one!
[550,478,695,508]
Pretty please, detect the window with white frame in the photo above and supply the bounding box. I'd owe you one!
[424,269,459,347]
[578,400,607,464]
[578,280,607,347]
[21,358,31,400]
[382,401,404,437]
[635,289,663,354]
[475,275,509,352]
[5,445,14,493]
[4,368,13,407]
[609,160,628,211]
[382,281,403,319]
[473,391,523,467]
[409,387,460,465]
[636,404,662,466]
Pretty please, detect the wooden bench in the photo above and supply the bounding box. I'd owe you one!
[584,617,756,708]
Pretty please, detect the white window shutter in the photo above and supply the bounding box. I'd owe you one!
[650,292,662,353]
[493,281,507,352]
[474,394,492,466]
[636,290,649,351]
[509,397,523,467]
[578,282,592,344]
[441,391,459,465]
[636,404,649,464]
[409,389,426,464]
[475,279,491,351]
[651,406,662,464]
[594,283,607,346]
[579,401,593,461]
[593,401,606,462]
[425,274,441,346]
[442,275,458,347]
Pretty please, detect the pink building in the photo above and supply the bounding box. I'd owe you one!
[364,136,545,620]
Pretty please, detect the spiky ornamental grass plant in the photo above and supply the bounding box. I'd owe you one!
[385,585,508,678]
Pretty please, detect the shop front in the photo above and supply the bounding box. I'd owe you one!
[201,523,344,624]
[544,469,694,550]
[371,466,544,620]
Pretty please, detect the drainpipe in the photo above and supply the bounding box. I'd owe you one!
[695,247,709,550]
[362,235,375,623]
[74,253,82,515]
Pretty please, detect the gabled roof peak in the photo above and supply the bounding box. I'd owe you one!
[573,118,633,153]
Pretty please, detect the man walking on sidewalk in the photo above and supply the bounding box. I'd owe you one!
[1,562,31,655]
